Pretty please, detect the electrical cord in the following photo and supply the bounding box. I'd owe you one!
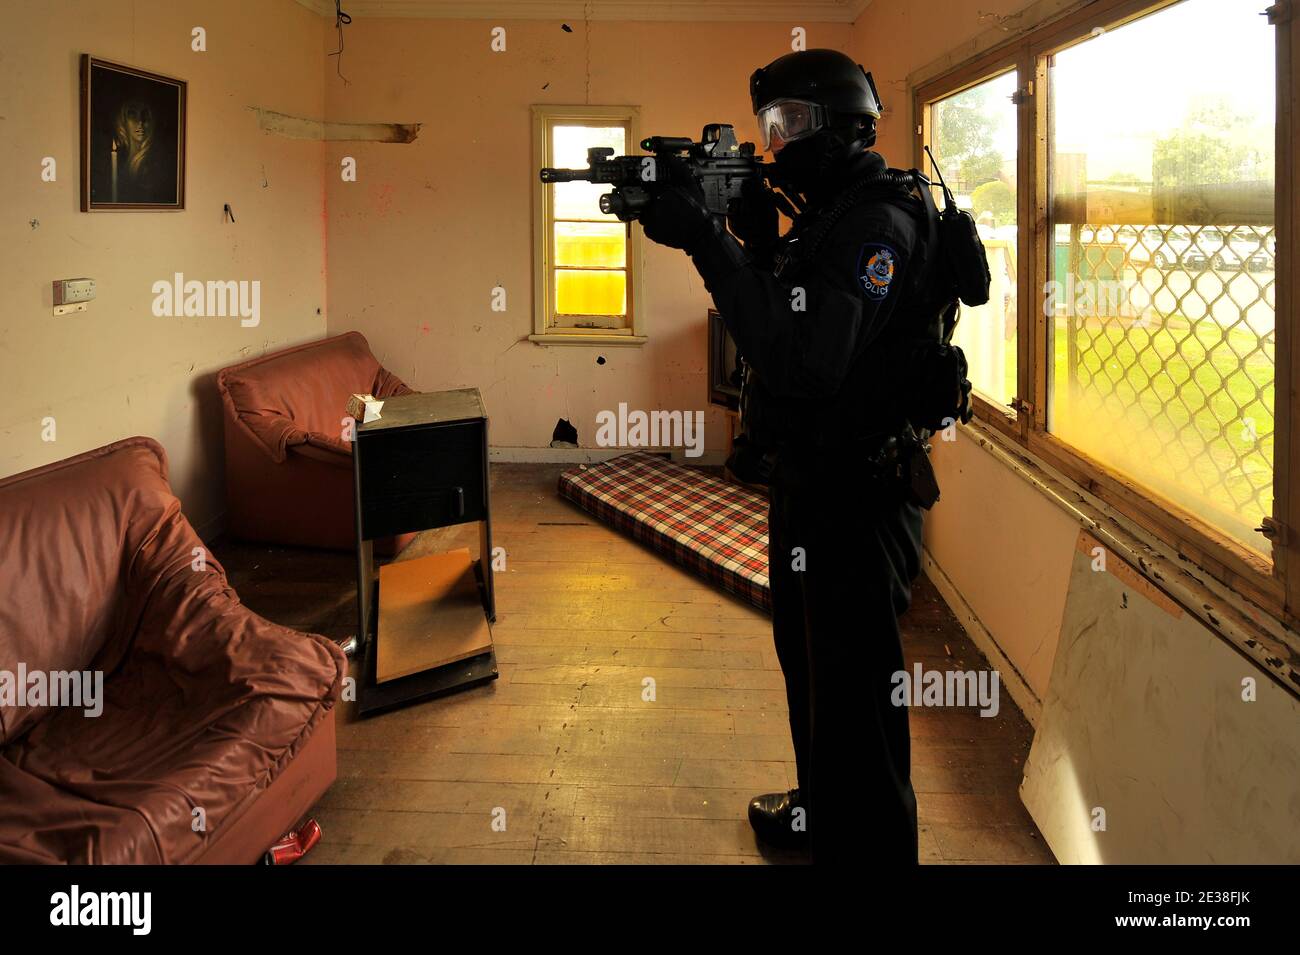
[329,0,352,84]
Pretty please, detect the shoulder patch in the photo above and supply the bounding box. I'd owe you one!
[857,242,898,301]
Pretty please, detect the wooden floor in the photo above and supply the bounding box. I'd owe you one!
[215,462,1054,865]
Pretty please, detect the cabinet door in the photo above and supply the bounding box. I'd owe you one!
[357,419,486,540]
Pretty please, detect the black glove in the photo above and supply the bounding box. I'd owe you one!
[639,156,712,251]
[726,178,780,252]
[640,186,712,251]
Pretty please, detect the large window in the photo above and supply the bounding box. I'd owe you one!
[1046,2,1275,553]
[917,0,1293,620]
[531,105,645,344]
[929,70,1020,409]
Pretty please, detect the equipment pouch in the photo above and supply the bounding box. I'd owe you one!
[908,341,974,431]
[941,207,992,307]
[906,444,941,510]
[914,159,992,308]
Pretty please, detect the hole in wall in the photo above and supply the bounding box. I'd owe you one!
[551,418,578,448]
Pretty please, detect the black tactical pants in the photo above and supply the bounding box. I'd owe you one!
[767,483,922,865]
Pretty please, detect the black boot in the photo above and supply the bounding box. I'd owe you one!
[747,788,809,849]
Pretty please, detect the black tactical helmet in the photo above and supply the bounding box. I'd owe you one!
[749,50,883,192]
[750,49,882,121]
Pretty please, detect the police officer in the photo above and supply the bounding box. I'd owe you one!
[638,49,973,865]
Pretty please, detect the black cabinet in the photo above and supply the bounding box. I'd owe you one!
[353,387,497,715]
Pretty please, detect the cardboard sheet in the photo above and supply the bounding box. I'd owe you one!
[1020,530,1300,863]
[376,548,492,684]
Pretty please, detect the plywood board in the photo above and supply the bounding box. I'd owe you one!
[1020,530,1300,863]
[377,548,492,684]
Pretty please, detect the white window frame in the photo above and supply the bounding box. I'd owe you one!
[913,0,1297,625]
[530,104,646,345]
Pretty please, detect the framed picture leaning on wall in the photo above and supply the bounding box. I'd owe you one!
[80,55,186,211]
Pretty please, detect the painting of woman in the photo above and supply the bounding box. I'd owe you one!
[81,57,185,210]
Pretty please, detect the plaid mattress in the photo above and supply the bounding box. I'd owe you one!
[557,451,771,613]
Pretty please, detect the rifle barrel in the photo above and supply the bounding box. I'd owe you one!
[538,167,588,183]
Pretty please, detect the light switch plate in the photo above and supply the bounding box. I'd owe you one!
[53,302,89,316]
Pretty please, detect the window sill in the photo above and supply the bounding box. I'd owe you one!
[528,333,648,347]
[954,416,1300,701]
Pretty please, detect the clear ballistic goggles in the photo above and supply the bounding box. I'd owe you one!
[755,99,828,152]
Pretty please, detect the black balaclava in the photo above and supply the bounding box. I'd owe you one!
[771,117,879,205]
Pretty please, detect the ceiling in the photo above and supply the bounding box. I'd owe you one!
[293,0,873,23]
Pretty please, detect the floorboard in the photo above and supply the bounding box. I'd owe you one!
[214,461,1053,865]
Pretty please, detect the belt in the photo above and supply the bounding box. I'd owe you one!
[729,427,927,494]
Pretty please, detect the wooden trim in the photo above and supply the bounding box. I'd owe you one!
[548,321,633,334]
[915,53,1027,441]
[1014,46,1036,443]
[1030,0,1284,615]
[913,42,1021,108]
[970,395,1020,441]
[1028,52,1049,437]
[1025,428,1282,607]
[531,104,642,341]
[965,416,1300,695]
[1026,0,1183,57]
[912,0,1183,104]
[526,332,647,346]
[1280,1,1299,621]
[80,56,88,211]
[531,104,551,339]
[911,0,1292,623]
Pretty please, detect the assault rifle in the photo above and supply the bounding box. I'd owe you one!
[539,123,768,222]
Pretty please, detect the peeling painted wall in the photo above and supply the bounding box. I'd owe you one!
[924,435,1078,701]
[0,0,330,532]
[251,106,421,143]
[320,18,854,452]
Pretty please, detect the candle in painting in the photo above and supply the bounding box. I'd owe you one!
[111,139,118,203]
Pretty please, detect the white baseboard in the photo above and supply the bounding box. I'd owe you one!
[922,548,1043,728]
[489,446,640,464]
[489,446,727,466]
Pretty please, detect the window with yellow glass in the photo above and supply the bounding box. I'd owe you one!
[531,106,644,343]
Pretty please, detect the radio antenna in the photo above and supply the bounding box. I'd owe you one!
[923,144,957,211]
